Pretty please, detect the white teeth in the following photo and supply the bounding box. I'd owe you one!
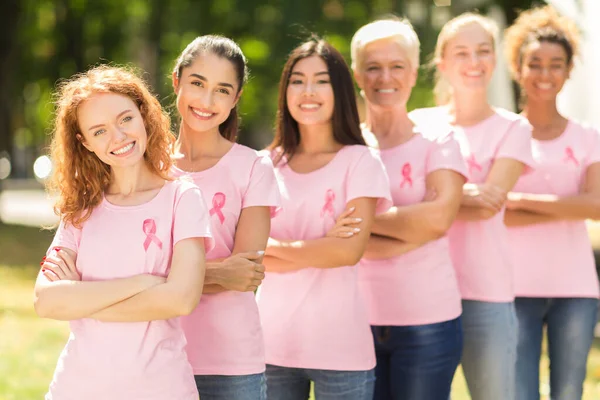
[376,89,396,93]
[537,83,552,90]
[113,142,134,155]
[300,104,319,110]
[466,71,482,77]
[192,108,213,117]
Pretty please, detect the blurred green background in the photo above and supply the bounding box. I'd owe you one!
[0,0,541,180]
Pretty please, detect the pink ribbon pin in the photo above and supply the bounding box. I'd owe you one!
[466,153,482,174]
[400,162,413,188]
[563,146,579,166]
[142,219,163,251]
[320,189,336,218]
[210,192,226,224]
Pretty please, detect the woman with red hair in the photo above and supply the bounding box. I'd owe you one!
[34,65,213,400]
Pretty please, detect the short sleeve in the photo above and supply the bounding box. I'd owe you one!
[242,153,281,210]
[173,185,215,252]
[426,131,468,178]
[47,220,81,255]
[495,118,535,172]
[346,147,392,214]
[583,126,600,168]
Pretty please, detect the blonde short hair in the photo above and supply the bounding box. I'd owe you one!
[351,18,420,70]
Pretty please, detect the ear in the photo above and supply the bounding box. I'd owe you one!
[566,61,574,80]
[76,133,92,152]
[172,72,179,94]
[409,68,418,88]
[232,89,243,108]
[353,69,364,91]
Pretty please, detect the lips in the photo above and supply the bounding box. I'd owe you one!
[190,107,215,119]
[111,141,135,155]
[299,103,320,110]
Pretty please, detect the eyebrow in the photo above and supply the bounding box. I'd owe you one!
[189,73,235,90]
[530,55,566,61]
[87,109,132,131]
[452,43,492,49]
[290,71,330,77]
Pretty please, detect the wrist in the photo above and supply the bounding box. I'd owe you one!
[203,262,223,285]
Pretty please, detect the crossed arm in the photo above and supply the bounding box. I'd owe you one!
[504,162,600,226]
[264,197,377,273]
[34,237,206,322]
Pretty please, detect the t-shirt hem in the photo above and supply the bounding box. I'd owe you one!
[515,292,600,299]
[265,358,376,371]
[369,309,462,326]
[192,365,266,376]
[460,295,515,303]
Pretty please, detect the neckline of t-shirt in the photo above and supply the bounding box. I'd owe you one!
[377,133,422,154]
[282,145,350,176]
[171,142,239,178]
[101,180,171,211]
[531,119,573,145]
[439,106,501,131]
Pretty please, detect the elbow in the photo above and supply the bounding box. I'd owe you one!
[479,208,499,220]
[173,292,201,316]
[33,290,53,319]
[427,206,458,238]
[338,247,364,267]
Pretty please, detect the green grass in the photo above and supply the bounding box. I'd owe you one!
[1,222,600,399]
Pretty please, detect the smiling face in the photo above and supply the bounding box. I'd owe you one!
[438,22,496,96]
[285,55,335,127]
[174,51,240,133]
[77,92,148,168]
[519,40,570,103]
[354,38,417,109]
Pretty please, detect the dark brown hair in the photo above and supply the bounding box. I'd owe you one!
[173,35,248,141]
[269,38,365,164]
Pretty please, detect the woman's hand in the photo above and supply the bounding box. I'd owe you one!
[326,206,363,238]
[41,248,81,282]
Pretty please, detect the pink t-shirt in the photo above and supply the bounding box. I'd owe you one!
[45,179,213,400]
[257,145,392,371]
[508,121,600,298]
[358,129,467,326]
[171,143,280,375]
[410,107,534,302]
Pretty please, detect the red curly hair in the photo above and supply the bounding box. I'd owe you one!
[48,65,174,227]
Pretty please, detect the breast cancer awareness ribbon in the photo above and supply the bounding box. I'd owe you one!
[142,219,163,251]
[466,153,482,174]
[563,146,579,166]
[209,192,226,224]
[320,189,336,218]
[400,162,413,188]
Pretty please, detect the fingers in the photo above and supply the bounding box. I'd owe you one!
[332,227,361,238]
[338,206,356,220]
[42,256,69,280]
[336,216,363,227]
[55,248,78,277]
[42,267,60,282]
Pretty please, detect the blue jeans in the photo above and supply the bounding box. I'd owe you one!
[460,300,518,400]
[371,317,463,400]
[515,297,598,400]
[265,364,375,400]
[194,373,266,400]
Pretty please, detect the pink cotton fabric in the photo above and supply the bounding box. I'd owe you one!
[257,145,392,371]
[358,129,467,326]
[45,179,213,400]
[508,121,600,298]
[171,143,281,375]
[410,107,535,302]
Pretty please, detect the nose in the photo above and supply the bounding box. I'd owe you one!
[112,125,127,143]
[380,68,391,82]
[302,81,316,97]
[469,52,481,66]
